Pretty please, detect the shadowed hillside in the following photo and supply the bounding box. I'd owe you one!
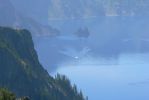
[0,27,86,100]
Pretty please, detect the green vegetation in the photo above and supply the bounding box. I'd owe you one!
[0,88,15,100]
[0,88,30,100]
[0,27,86,100]
[55,74,86,100]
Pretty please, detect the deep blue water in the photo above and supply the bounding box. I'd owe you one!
[34,17,149,100]
[51,53,149,100]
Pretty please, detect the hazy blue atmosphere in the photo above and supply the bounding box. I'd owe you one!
[1,0,149,100]
[35,17,149,100]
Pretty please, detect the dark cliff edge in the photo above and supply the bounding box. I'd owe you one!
[0,27,86,100]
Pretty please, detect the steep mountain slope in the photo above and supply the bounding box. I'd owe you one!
[0,27,86,100]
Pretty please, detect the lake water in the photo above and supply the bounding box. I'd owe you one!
[51,53,149,100]
[34,17,149,100]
